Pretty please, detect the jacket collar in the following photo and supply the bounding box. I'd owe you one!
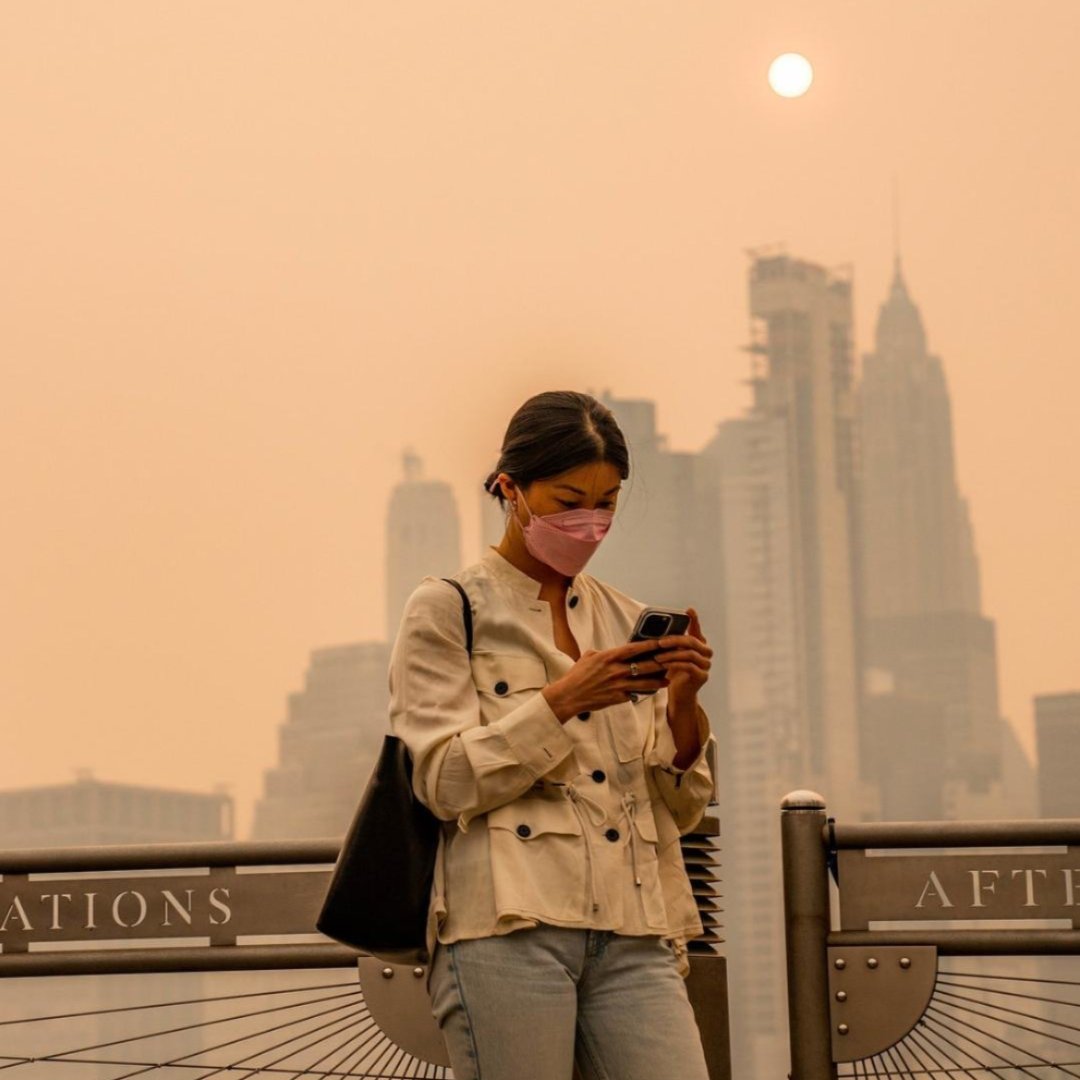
[480,545,578,601]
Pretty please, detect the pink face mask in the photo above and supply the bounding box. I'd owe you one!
[516,489,614,577]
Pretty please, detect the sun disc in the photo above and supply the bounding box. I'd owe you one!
[768,53,814,98]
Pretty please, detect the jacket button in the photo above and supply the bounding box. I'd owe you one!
[494,680,509,695]
[577,711,591,721]
[568,595,579,608]
[516,824,532,838]
[604,827,620,842]
[591,769,606,783]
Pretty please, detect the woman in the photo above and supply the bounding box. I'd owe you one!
[388,390,715,1079]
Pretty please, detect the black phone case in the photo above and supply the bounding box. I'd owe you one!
[627,608,691,694]
[629,607,691,645]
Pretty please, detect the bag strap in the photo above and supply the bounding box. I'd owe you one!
[440,578,473,657]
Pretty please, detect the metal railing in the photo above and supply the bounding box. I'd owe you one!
[781,790,1080,1080]
[0,817,730,1078]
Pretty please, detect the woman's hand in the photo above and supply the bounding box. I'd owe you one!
[651,608,712,708]
[542,639,670,722]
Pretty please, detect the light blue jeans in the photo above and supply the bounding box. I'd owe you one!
[428,924,711,1079]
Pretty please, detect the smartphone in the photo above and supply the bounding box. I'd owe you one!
[626,607,691,695]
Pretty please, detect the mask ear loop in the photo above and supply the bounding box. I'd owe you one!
[490,475,521,519]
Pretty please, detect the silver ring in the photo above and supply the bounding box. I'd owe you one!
[629,661,639,678]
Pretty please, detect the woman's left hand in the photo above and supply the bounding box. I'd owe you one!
[651,608,711,706]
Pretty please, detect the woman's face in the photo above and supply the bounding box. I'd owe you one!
[500,460,623,517]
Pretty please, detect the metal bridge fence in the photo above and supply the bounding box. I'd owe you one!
[0,816,729,1078]
[782,790,1080,1080]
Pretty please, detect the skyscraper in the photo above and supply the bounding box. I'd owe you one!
[859,260,981,617]
[385,449,462,642]
[698,251,871,1079]
[250,641,391,840]
[736,251,866,816]
[700,411,795,1080]
[858,258,1018,818]
[1035,691,1080,817]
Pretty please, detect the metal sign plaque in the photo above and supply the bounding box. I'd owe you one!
[838,849,1080,930]
[0,865,334,952]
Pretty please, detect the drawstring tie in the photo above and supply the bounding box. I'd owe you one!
[565,784,608,913]
[546,780,647,913]
[622,790,643,887]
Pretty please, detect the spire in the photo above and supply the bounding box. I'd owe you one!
[892,173,902,275]
[889,257,911,304]
[875,180,926,353]
[402,447,422,482]
[875,265,925,357]
[891,173,908,296]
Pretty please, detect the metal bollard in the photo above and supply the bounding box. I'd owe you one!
[781,791,836,1080]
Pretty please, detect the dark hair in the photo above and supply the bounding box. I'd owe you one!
[484,391,630,508]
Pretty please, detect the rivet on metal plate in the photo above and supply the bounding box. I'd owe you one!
[381,967,394,979]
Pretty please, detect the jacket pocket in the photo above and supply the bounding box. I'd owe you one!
[485,797,587,921]
[631,803,659,843]
[471,652,549,717]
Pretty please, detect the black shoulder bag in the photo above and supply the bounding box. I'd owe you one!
[315,578,473,964]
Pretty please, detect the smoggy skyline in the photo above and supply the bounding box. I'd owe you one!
[2,2,1077,837]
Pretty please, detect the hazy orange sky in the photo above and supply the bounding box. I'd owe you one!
[3,2,1077,838]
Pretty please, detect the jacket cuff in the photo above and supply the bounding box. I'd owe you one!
[653,701,712,780]
[502,689,577,778]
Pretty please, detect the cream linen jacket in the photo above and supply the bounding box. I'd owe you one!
[388,546,716,978]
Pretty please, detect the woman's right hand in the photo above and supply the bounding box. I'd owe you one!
[542,640,671,722]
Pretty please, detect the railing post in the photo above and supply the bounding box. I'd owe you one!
[781,790,835,1080]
